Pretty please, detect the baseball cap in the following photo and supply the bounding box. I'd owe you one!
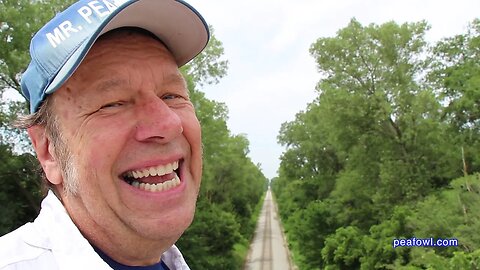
[21,0,210,113]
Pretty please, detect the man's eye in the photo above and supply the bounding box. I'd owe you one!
[101,101,124,109]
[162,94,181,100]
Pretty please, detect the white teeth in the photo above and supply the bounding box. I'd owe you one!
[127,161,179,179]
[164,181,171,190]
[130,174,181,192]
[149,167,157,176]
[157,166,166,176]
[124,161,181,192]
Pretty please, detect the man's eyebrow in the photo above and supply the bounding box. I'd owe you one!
[164,73,187,86]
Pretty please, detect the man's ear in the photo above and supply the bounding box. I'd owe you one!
[27,126,63,185]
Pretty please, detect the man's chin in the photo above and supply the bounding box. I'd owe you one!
[133,212,194,244]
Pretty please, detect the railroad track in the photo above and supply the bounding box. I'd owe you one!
[245,190,292,270]
[261,194,273,270]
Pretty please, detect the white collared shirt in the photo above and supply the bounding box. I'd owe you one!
[0,191,190,270]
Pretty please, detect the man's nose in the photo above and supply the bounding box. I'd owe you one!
[134,97,183,143]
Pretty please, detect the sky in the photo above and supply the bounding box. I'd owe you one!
[187,0,480,179]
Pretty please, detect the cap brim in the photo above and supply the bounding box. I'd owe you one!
[45,0,209,95]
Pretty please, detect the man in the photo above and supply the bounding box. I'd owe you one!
[0,0,208,269]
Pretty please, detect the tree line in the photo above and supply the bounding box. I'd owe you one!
[272,19,480,269]
[0,1,267,269]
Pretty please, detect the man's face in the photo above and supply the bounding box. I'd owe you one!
[48,31,202,254]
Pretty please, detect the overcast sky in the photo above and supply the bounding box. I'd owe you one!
[187,0,479,179]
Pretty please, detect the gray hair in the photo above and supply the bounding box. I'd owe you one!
[15,96,79,196]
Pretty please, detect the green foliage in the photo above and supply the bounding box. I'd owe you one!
[322,226,364,269]
[287,200,336,268]
[360,206,414,269]
[177,202,241,270]
[181,27,229,87]
[274,18,480,269]
[0,144,42,234]
[408,175,480,253]
[408,248,480,270]
[428,19,480,173]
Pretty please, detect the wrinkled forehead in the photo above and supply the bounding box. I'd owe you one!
[55,30,184,98]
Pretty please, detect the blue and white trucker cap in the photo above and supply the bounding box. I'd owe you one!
[21,0,210,113]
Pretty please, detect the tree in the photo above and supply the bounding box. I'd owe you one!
[181,28,228,87]
[322,226,364,270]
[309,19,458,207]
[428,19,480,174]
[0,144,42,234]
[275,18,479,269]
[176,202,241,270]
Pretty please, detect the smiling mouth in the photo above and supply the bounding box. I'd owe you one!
[121,160,182,192]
